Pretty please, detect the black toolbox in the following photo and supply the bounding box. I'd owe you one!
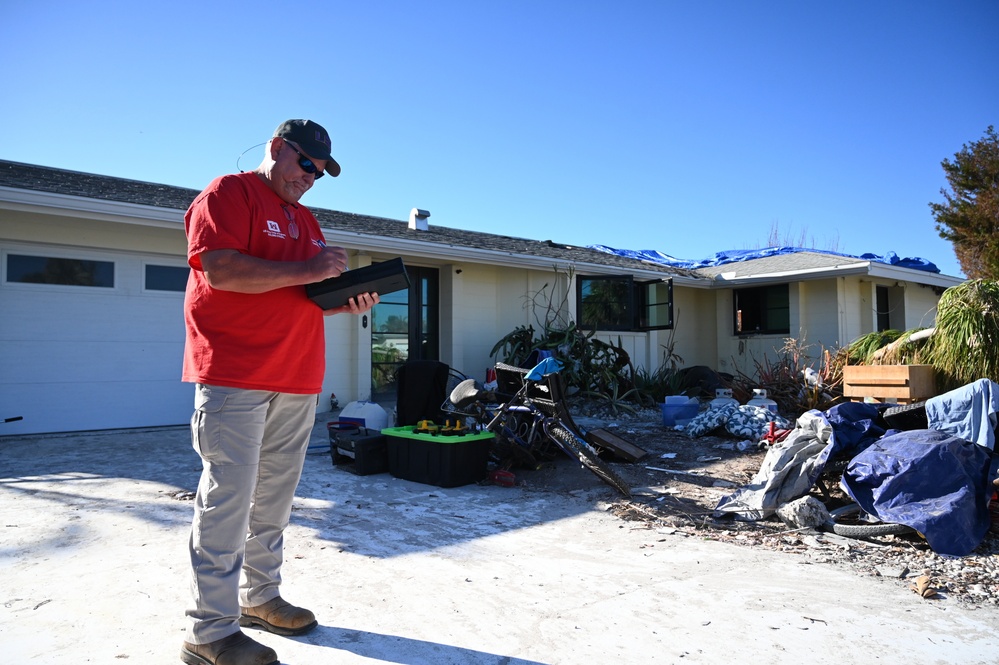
[328,421,388,475]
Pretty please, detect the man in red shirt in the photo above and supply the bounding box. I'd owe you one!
[181,119,378,665]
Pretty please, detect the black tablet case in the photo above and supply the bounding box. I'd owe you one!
[306,257,410,310]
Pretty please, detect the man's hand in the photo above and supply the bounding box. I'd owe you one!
[324,292,380,316]
[306,247,349,282]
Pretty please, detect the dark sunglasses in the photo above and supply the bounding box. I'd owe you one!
[283,140,325,179]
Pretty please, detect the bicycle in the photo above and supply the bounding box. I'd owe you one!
[445,358,631,497]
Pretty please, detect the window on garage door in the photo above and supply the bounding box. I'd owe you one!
[145,264,189,292]
[6,253,114,287]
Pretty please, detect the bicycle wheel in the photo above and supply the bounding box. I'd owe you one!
[821,503,915,538]
[544,421,631,497]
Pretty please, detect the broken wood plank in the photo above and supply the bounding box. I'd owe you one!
[585,428,648,463]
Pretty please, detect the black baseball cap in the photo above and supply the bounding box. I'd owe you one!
[273,119,341,177]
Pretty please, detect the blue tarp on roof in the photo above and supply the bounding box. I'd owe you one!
[587,245,941,273]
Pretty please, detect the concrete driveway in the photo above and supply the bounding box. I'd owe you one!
[1,416,996,664]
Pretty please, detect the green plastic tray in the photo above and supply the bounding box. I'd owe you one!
[381,425,494,444]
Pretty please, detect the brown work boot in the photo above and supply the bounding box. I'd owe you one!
[240,596,318,636]
[180,631,277,665]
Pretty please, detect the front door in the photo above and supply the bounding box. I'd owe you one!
[370,265,439,400]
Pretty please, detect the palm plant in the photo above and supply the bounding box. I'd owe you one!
[844,330,900,364]
[844,327,930,366]
[924,279,999,390]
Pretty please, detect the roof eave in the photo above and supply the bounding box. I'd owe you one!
[0,185,183,227]
[705,261,964,288]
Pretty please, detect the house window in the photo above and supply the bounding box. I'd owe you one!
[733,284,789,335]
[145,265,189,292]
[576,275,673,331]
[6,253,114,287]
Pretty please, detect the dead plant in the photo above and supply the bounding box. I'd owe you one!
[734,336,844,417]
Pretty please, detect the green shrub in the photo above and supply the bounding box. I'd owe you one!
[925,279,999,390]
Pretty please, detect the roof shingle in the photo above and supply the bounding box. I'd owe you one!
[0,159,698,278]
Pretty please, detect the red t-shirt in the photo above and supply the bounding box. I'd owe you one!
[182,172,328,394]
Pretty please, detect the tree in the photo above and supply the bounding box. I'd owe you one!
[930,126,999,279]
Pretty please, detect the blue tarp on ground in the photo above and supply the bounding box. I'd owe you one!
[926,378,999,451]
[714,396,996,555]
[588,245,941,273]
[841,429,993,556]
[822,401,887,458]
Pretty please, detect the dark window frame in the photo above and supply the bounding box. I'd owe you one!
[371,265,440,400]
[875,285,891,332]
[576,275,673,332]
[733,284,790,335]
[144,264,190,292]
[5,253,115,288]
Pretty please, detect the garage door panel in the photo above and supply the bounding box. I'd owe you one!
[0,291,184,342]
[1,243,197,434]
[1,340,184,384]
[1,379,192,435]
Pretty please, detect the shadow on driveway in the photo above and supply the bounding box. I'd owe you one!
[0,415,609,561]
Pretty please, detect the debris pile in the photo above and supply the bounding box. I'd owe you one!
[565,392,999,608]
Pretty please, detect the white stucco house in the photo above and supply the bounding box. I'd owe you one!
[0,160,964,435]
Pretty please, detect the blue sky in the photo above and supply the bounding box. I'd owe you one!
[2,1,996,278]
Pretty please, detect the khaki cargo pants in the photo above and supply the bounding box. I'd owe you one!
[185,384,315,644]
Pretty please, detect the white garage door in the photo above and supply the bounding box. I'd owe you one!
[1,245,193,435]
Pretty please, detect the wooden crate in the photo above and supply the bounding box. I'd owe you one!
[842,364,936,403]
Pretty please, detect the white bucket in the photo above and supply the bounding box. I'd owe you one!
[338,401,388,431]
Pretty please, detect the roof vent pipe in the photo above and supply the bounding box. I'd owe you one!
[409,208,430,231]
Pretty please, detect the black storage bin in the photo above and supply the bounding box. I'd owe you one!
[328,421,388,475]
[395,360,451,426]
[383,426,492,487]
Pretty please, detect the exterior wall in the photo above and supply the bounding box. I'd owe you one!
[2,208,187,255]
[904,283,941,330]
[844,277,873,346]
[609,284,722,380]
[286,261,947,406]
[445,262,510,382]
[321,252,373,403]
[798,278,842,349]
[668,284,718,371]
[707,274,945,385]
[321,304,367,402]
[840,276,940,354]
